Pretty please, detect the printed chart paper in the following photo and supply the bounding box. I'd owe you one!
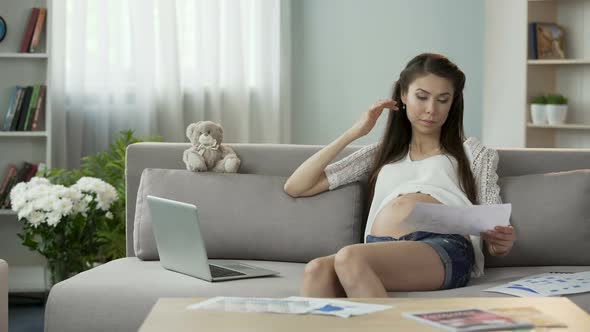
[484,271,590,297]
[187,297,393,318]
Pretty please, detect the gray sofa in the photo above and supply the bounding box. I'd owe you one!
[45,142,590,332]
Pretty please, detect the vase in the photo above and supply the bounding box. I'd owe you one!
[530,104,547,124]
[546,104,568,125]
[48,260,67,286]
[47,259,82,286]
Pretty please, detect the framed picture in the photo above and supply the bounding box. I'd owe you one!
[0,16,7,43]
[535,22,565,59]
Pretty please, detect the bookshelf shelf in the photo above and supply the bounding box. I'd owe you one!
[0,53,48,59]
[0,209,16,216]
[527,123,590,130]
[528,59,590,65]
[0,131,48,137]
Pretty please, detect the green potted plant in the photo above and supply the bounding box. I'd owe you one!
[545,93,568,125]
[32,130,161,281]
[530,95,547,124]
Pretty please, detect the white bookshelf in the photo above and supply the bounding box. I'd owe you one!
[483,0,590,148]
[0,131,48,137]
[525,0,590,148]
[0,209,16,216]
[0,52,48,59]
[527,122,590,130]
[528,59,590,65]
[0,0,52,293]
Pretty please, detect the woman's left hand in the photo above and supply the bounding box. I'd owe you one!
[481,225,517,257]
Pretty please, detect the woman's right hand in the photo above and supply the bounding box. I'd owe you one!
[348,99,398,139]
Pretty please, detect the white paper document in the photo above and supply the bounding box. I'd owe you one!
[186,297,321,315]
[187,296,393,318]
[404,203,512,235]
[483,271,590,297]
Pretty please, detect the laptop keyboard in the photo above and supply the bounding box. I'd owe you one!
[209,264,247,278]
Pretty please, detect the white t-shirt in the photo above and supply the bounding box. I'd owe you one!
[365,148,473,242]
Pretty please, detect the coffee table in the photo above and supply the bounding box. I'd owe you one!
[139,297,590,331]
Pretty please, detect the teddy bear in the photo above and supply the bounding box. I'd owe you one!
[182,121,241,173]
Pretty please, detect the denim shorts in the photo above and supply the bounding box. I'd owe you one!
[366,231,474,290]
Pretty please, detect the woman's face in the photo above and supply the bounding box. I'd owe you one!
[401,73,455,135]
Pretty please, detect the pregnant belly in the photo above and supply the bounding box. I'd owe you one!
[370,192,444,238]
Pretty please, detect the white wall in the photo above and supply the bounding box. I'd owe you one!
[291,0,485,145]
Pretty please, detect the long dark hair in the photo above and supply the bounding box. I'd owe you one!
[367,53,477,205]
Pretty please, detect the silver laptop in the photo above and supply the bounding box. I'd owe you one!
[146,195,279,282]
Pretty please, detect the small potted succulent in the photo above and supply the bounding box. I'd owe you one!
[530,95,547,124]
[545,93,568,125]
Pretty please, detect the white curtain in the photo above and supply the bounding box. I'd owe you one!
[51,0,291,168]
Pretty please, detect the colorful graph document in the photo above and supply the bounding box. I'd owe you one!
[483,271,590,297]
[187,296,393,318]
[287,296,393,318]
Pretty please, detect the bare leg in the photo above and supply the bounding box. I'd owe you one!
[300,255,346,298]
[334,247,388,297]
[334,242,445,298]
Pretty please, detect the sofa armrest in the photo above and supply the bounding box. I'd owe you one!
[0,259,7,332]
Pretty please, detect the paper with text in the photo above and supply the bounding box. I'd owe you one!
[404,203,512,235]
[187,296,393,318]
[484,271,590,297]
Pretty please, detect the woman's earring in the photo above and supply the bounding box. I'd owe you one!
[401,103,406,111]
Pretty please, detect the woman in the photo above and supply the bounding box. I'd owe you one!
[283,53,517,298]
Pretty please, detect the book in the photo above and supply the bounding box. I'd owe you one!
[535,22,565,59]
[14,86,33,131]
[0,88,11,130]
[24,163,39,182]
[15,162,33,184]
[0,164,18,208]
[24,85,41,131]
[2,87,21,131]
[2,162,34,208]
[403,308,534,331]
[528,22,538,59]
[8,87,26,131]
[489,307,567,328]
[31,85,46,131]
[19,8,40,53]
[0,165,23,209]
[29,8,47,53]
[1,176,17,208]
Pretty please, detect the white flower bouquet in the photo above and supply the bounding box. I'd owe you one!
[10,176,118,284]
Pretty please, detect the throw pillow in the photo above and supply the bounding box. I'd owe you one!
[485,169,590,267]
[133,168,365,262]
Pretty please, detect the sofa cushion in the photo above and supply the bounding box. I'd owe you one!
[485,169,590,267]
[133,169,364,262]
[45,258,306,332]
[44,258,590,332]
